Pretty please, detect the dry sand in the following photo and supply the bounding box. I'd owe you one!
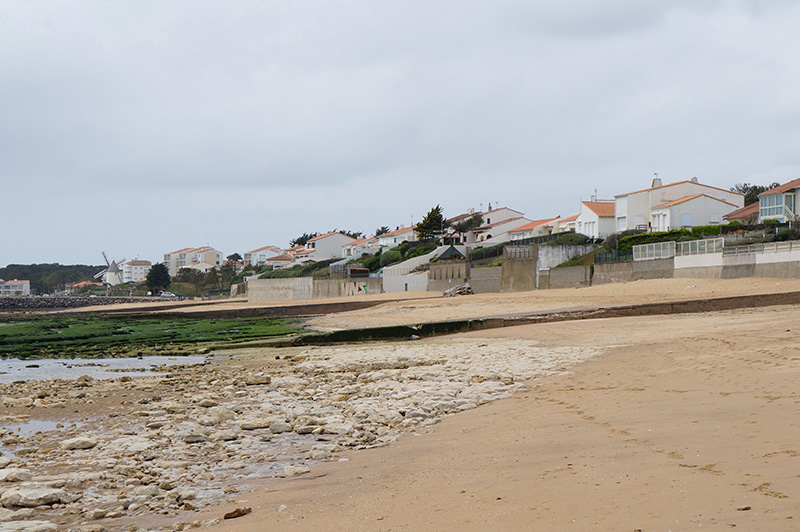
[307,277,800,330]
[195,292,800,531]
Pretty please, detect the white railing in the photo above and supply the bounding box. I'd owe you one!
[633,241,675,261]
[676,237,725,256]
[722,240,799,256]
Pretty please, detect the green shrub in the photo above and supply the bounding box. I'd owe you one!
[379,250,402,267]
[618,229,691,252]
[549,233,590,246]
[726,220,742,227]
[604,229,645,251]
[690,225,722,238]
[776,228,800,241]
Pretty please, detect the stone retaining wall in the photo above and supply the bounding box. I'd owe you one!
[0,296,159,310]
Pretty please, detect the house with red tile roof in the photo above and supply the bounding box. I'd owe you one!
[243,245,283,267]
[0,279,30,296]
[757,178,800,223]
[341,236,380,258]
[162,246,223,276]
[508,217,560,241]
[121,260,151,283]
[301,232,357,262]
[723,202,759,224]
[615,177,743,232]
[650,194,739,231]
[377,226,416,247]
[576,198,615,239]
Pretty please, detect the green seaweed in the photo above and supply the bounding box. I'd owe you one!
[0,314,300,359]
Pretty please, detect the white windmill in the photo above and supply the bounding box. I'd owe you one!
[94,252,125,286]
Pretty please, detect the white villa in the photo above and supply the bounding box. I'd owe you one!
[163,246,223,276]
[650,194,739,231]
[615,177,743,232]
[576,199,615,240]
[301,232,357,261]
[758,178,800,223]
[243,245,283,267]
[377,227,416,247]
[121,260,151,284]
[0,279,30,296]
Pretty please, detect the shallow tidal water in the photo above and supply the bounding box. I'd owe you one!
[0,355,206,383]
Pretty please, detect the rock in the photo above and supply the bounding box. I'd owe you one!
[283,465,310,477]
[208,407,235,422]
[239,419,271,430]
[0,508,35,522]
[0,458,11,470]
[60,437,97,450]
[84,508,106,520]
[0,470,31,483]
[244,374,271,386]
[181,433,206,444]
[223,507,251,520]
[177,489,196,502]
[196,416,219,427]
[196,399,218,408]
[1,487,67,508]
[132,485,160,498]
[270,422,292,434]
[0,520,58,532]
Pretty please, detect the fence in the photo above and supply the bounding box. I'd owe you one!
[676,238,724,256]
[595,250,633,263]
[723,240,800,257]
[504,246,535,260]
[633,241,675,261]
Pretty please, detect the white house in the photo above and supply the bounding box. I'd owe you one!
[468,216,532,245]
[121,260,151,283]
[545,213,579,234]
[650,194,740,231]
[615,177,744,232]
[377,227,416,247]
[303,232,357,261]
[163,246,223,276]
[342,236,380,258]
[576,200,615,240]
[243,245,282,267]
[0,279,30,296]
[758,178,800,223]
[461,207,527,244]
[508,217,560,241]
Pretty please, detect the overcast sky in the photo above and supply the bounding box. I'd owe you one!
[2,1,799,266]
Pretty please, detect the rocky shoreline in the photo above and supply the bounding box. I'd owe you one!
[0,297,163,311]
[0,338,606,531]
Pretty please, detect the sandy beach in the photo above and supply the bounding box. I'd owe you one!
[2,278,800,531]
[198,303,800,532]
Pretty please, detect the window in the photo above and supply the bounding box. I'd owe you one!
[709,213,719,224]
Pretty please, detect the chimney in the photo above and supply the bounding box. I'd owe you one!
[590,194,597,202]
[690,176,698,183]
[651,173,662,188]
[488,202,492,211]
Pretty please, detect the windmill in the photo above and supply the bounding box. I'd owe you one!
[94,252,125,287]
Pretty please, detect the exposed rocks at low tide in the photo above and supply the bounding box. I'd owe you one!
[0,296,159,311]
[0,338,605,531]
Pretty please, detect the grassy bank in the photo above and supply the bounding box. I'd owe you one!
[0,314,301,359]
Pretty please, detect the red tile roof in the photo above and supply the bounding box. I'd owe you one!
[343,236,377,247]
[723,202,759,220]
[758,178,800,196]
[380,226,415,237]
[582,201,615,217]
[308,232,356,243]
[124,260,151,266]
[619,180,744,198]
[509,217,559,233]
[246,245,282,254]
[652,194,738,209]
